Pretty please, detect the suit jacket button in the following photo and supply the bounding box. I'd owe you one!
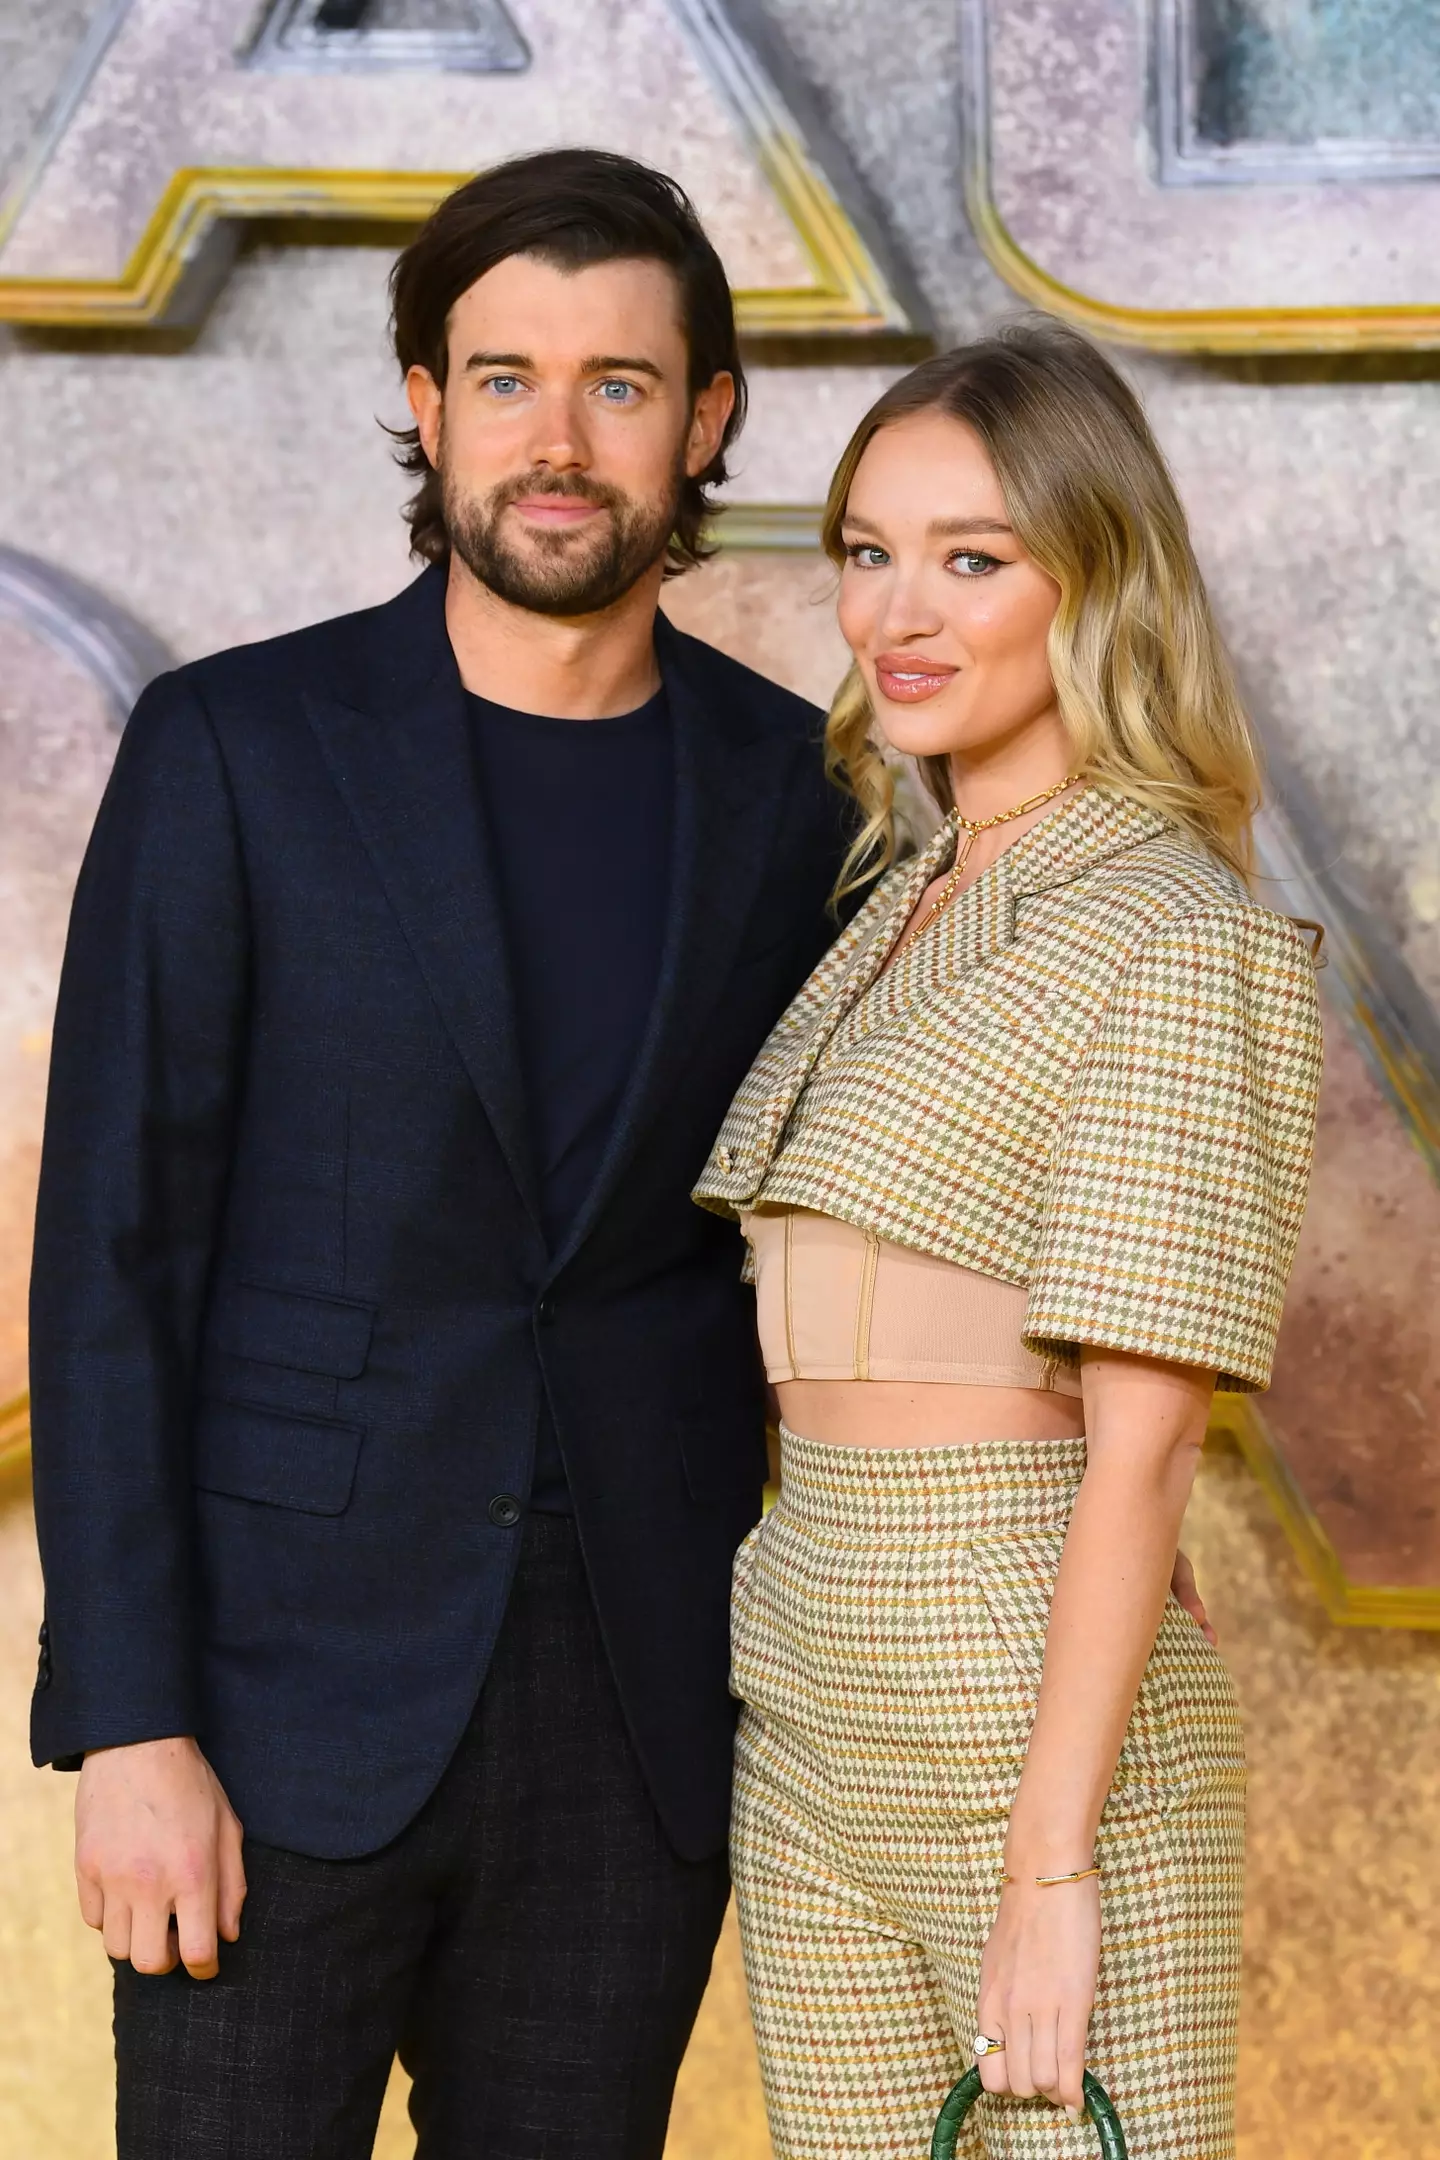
[488,1494,522,1529]
[536,1295,557,1326]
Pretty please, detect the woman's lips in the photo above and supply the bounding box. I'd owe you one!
[873,656,957,703]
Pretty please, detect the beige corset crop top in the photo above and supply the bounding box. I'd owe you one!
[741,1207,1083,1395]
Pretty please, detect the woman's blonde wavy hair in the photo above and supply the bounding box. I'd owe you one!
[822,319,1261,904]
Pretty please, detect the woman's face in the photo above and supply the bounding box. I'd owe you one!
[837,411,1068,782]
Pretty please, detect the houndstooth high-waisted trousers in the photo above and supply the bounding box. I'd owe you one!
[729,1429,1245,2159]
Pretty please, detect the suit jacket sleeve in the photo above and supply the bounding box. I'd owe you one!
[28,671,250,1767]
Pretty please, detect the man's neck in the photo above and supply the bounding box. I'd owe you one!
[443,554,665,719]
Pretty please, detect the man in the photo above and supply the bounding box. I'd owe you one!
[28,148,848,2159]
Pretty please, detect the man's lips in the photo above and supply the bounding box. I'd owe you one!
[507,496,606,527]
[873,654,958,703]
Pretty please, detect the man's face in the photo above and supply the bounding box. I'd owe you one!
[406,252,733,618]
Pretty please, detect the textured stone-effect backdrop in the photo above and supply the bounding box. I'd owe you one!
[2,3,1439,2156]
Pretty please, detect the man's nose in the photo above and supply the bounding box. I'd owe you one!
[524,388,590,473]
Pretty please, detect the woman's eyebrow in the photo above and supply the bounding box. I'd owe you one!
[928,516,1014,537]
[840,513,1015,538]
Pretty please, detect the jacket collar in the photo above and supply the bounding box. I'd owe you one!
[877,784,1175,928]
[302,564,544,1244]
[996,785,1174,897]
[303,566,804,1267]
[816,785,1177,1041]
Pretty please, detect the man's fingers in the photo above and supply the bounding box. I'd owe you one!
[174,1887,221,1980]
[217,1818,247,1944]
[100,1894,133,1964]
[128,1892,181,1977]
[75,1866,105,1932]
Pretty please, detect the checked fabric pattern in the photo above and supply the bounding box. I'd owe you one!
[731,1430,1245,2159]
[693,789,1322,1391]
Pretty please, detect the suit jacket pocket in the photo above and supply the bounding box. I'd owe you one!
[207,1282,375,1378]
[192,1400,364,1516]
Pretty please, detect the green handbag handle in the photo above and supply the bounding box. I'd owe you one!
[931,2067,1126,2159]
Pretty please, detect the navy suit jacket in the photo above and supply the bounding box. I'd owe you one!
[28,564,847,1861]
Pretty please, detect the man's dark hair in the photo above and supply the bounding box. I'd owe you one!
[389,147,747,576]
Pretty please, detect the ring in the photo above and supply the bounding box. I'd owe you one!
[972,2032,1006,2058]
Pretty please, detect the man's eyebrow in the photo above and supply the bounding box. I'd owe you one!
[580,353,666,382]
[462,351,532,373]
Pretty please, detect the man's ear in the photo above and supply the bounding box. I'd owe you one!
[685,370,737,479]
[406,366,443,469]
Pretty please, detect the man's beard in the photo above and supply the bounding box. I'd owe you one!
[443,457,683,618]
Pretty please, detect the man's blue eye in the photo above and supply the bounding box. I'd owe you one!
[488,376,521,395]
[599,380,637,402]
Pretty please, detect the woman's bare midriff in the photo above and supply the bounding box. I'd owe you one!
[776,1378,1086,1450]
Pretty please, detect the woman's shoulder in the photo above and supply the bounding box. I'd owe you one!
[1068,823,1319,986]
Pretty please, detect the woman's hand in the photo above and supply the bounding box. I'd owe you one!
[1171,1548,1216,1644]
[974,1876,1101,2117]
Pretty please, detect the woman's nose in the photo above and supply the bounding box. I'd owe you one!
[875,572,945,645]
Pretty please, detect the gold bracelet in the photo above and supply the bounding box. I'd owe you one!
[1000,1864,1102,1888]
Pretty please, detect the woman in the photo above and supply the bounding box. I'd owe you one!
[693,322,1322,2158]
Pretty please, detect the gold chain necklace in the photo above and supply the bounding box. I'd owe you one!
[892,775,1083,960]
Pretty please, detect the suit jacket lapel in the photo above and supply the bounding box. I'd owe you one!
[548,614,802,1274]
[302,568,543,1239]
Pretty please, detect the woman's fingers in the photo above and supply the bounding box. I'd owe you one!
[974,1994,1012,2094]
[1055,2004,1089,2114]
[1004,2010,1037,2098]
[977,2003,1086,2108]
[1171,1548,1217,1644]
[1027,2005,1060,2102]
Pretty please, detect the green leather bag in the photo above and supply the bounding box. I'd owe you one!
[931,2068,1127,2158]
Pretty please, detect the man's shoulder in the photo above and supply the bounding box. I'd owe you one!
[657,612,827,740]
[169,580,419,712]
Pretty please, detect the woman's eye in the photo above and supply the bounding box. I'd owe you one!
[844,543,890,569]
[948,549,1000,576]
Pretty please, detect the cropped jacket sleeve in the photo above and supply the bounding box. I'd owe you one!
[1022,906,1323,1389]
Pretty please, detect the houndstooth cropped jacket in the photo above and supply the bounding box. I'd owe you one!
[693,787,1323,1392]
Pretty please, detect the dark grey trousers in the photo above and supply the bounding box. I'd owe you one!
[113,1516,731,2159]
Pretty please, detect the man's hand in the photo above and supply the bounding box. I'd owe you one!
[75,1736,245,1979]
[1170,1549,1216,1645]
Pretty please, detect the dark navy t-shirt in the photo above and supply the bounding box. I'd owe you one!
[466,684,674,1511]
